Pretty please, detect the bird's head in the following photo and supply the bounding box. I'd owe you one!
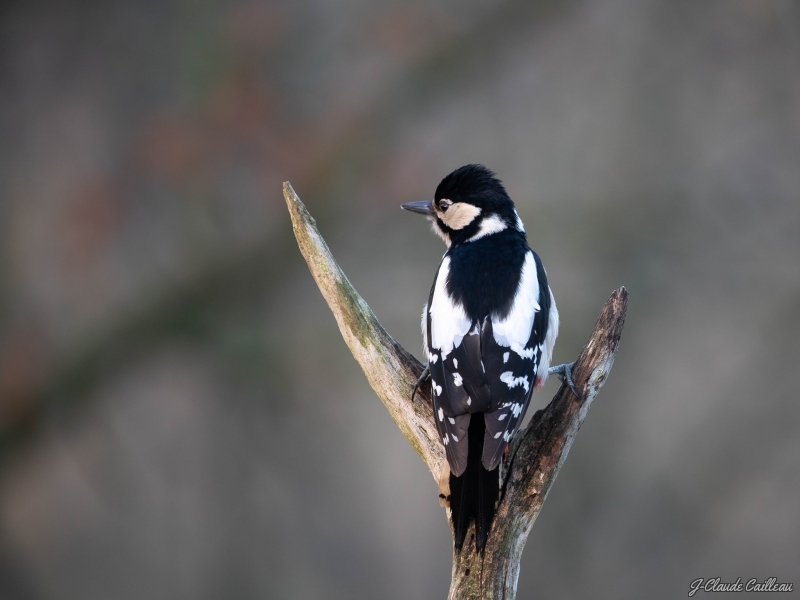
[402,164,524,247]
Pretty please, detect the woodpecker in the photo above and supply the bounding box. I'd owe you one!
[402,164,561,552]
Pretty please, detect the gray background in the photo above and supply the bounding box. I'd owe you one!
[0,0,798,598]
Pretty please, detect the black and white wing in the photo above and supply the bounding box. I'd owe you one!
[481,251,558,469]
[424,257,477,477]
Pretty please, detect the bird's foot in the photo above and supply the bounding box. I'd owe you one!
[411,363,431,402]
[548,362,582,400]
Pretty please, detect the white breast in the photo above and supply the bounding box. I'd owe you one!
[538,287,559,384]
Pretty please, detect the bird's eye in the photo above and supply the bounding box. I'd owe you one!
[439,199,452,212]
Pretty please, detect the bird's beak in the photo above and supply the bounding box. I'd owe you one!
[401,200,434,216]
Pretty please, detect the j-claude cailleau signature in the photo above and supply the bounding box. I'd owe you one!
[689,577,793,596]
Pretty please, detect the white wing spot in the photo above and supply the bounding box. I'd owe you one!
[503,431,511,442]
[430,353,439,364]
[448,417,455,424]
[453,358,458,369]
[443,434,449,445]
[453,372,463,386]
[452,434,459,442]
[514,347,535,360]
[503,352,509,363]
[467,398,471,406]
[438,408,444,421]
[433,382,443,396]
[494,431,502,439]
[510,403,523,417]
[500,371,530,394]
[497,413,507,421]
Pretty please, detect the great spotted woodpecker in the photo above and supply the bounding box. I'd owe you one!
[402,164,566,552]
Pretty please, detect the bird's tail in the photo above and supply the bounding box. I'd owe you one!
[449,413,499,552]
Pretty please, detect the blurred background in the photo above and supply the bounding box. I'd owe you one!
[1,0,799,598]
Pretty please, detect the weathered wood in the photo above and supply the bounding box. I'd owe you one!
[284,182,448,489]
[284,182,627,599]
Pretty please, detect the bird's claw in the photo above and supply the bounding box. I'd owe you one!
[411,363,431,403]
[548,362,582,400]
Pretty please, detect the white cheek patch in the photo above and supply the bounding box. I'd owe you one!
[441,203,482,230]
[430,218,450,246]
[468,214,508,242]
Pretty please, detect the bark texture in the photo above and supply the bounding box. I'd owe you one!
[284,182,627,599]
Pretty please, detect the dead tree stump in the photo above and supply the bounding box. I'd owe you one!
[284,182,627,599]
